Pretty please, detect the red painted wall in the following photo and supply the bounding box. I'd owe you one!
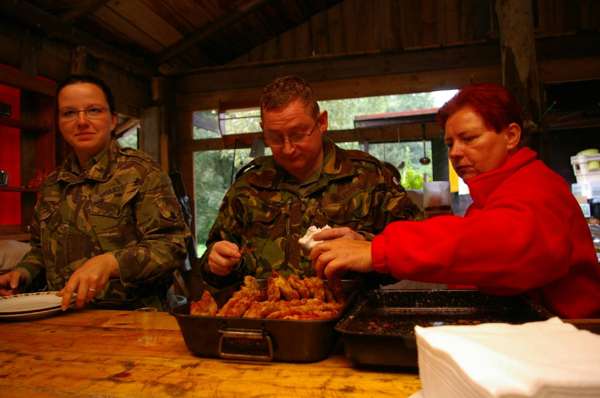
[0,84,21,225]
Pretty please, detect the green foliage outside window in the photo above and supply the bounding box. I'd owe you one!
[117,127,138,149]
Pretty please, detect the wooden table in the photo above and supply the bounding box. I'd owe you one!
[0,310,421,397]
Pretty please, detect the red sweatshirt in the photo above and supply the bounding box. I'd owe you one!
[372,147,600,319]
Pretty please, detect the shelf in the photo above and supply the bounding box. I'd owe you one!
[0,186,38,193]
[0,116,50,133]
[0,225,31,241]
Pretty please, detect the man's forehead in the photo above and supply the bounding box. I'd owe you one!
[262,102,315,126]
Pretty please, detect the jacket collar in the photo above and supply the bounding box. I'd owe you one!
[247,137,356,190]
[466,147,538,206]
[57,140,119,183]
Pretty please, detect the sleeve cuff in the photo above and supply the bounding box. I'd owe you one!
[15,264,39,287]
[371,234,389,274]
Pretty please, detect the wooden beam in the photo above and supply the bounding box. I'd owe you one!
[173,33,600,99]
[0,0,155,77]
[140,106,162,163]
[157,0,275,66]
[0,64,56,96]
[175,42,600,112]
[175,42,501,94]
[176,63,501,111]
[60,0,110,23]
[181,121,444,152]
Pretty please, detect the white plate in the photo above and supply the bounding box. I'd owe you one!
[0,291,62,314]
[0,306,64,321]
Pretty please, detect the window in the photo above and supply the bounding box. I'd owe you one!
[193,108,261,139]
[117,125,139,149]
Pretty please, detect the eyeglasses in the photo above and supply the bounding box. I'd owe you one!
[59,106,109,121]
[263,121,319,148]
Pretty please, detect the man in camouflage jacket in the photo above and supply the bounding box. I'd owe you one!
[15,140,189,309]
[199,76,420,287]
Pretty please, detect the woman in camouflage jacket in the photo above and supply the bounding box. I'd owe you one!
[0,75,189,310]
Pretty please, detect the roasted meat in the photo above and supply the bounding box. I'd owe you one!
[190,291,218,316]
[190,274,345,320]
[267,271,300,301]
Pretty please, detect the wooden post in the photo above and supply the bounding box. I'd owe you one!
[431,136,449,181]
[495,0,543,135]
[140,105,162,165]
[70,46,88,75]
[139,77,174,171]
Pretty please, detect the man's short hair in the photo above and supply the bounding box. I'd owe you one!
[260,75,320,119]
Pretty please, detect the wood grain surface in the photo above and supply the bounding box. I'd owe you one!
[0,310,421,398]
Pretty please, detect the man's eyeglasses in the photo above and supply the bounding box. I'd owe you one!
[59,106,108,121]
[263,121,319,148]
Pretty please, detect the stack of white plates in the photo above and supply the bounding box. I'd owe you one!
[0,291,65,321]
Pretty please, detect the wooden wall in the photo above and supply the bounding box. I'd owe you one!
[0,19,150,118]
[233,0,600,65]
[175,0,600,113]
[233,0,494,64]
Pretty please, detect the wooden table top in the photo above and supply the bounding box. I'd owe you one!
[0,309,421,397]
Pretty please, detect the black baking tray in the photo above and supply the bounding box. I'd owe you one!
[170,279,358,363]
[335,289,553,369]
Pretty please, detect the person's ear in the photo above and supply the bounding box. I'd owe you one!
[319,110,328,133]
[505,122,521,150]
[110,114,117,133]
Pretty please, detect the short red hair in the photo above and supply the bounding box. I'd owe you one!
[437,83,523,133]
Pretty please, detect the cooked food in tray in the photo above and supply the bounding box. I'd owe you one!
[190,273,345,320]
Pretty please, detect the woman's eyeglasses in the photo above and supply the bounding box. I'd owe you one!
[59,106,108,121]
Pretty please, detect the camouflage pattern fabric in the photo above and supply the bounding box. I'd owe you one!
[199,138,422,287]
[16,140,190,309]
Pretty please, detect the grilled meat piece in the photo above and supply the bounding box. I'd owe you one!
[287,274,311,299]
[190,291,218,316]
[267,271,300,301]
[190,274,346,320]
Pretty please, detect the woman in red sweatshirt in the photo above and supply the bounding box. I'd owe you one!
[311,83,600,319]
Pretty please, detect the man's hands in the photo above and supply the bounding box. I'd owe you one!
[0,268,30,296]
[59,253,119,310]
[208,241,242,276]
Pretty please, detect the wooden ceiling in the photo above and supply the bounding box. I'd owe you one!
[9,0,343,74]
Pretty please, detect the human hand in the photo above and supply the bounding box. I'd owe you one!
[0,269,30,296]
[310,239,373,281]
[312,227,365,242]
[60,253,119,310]
[208,241,242,276]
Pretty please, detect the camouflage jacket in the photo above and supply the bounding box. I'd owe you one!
[17,140,190,309]
[199,138,421,286]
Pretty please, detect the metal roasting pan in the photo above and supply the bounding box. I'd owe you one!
[170,279,359,363]
[335,289,553,369]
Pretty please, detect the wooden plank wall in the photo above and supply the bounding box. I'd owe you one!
[174,0,600,202]
[232,0,493,64]
[0,20,150,119]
